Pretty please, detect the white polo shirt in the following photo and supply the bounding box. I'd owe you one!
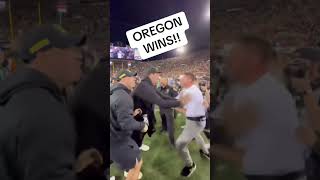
[179,85,206,117]
[214,73,306,175]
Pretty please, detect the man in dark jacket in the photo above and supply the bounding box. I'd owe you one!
[0,24,86,180]
[110,69,148,176]
[131,67,189,151]
[69,61,108,180]
[158,77,178,145]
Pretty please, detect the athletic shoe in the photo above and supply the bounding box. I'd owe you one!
[205,143,210,149]
[139,144,150,151]
[124,171,143,179]
[200,149,210,160]
[110,176,115,180]
[180,162,196,177]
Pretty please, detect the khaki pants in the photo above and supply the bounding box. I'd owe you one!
[176,119,208,166]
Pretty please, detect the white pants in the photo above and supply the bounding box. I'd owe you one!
[176,119,208,166]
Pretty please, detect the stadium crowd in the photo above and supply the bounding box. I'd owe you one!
[111,51,210,83]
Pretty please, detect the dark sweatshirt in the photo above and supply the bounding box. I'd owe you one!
[0,68,76,180]
[110,83,145,141]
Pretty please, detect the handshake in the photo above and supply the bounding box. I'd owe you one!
[133,108,149,133]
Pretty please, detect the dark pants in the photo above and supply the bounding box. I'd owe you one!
[306,152,320,180]
[131,131,146,147]
[160,110,175,145]
[245,171,305,180]
[204,111,210,139]
[131,112,157,147]
[110,137,141,171]
[160,113,167,131]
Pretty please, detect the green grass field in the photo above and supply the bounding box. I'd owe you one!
[110,110,247,180]
[214,161,246,180]
[110,112,210,180]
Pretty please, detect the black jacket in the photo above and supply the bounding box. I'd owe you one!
[0,68,76,180]
[132,77,181,136]
[69,62,109,179]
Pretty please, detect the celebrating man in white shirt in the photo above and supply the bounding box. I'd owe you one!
[175,72,210,177]
[212,35,306,180]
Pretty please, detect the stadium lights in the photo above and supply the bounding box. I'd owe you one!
[176,46,186,54]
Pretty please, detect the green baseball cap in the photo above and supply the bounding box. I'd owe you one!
[146,67,161,75]
[14,24,86,63]
[116,69,137,81]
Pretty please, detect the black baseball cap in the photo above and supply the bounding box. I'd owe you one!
[116,70,137,81]
[14,24,86,62]
[146,67,161,75]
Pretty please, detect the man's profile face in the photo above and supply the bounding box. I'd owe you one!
[226,44,255,81]
[180,75,191,88]
[149,73,161,86]
[122,76,136,90]
[128,76,137,90]
[58,47,84,83]
[32,46,84,87]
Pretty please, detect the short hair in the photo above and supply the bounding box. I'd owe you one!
[235,35,277,63]
[183,72,196,82]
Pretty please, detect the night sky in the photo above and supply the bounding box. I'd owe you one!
[110,0,210,60]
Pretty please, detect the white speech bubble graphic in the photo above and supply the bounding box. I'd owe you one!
[126,12,189,60]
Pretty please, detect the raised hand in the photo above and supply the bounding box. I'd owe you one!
[126,159,143,180]
[133,108,143,117]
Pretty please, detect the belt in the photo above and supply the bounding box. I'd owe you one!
[187,116,206,121]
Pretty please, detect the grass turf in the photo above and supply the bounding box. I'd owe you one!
[110,112,210,179]
[214,161,246,180]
